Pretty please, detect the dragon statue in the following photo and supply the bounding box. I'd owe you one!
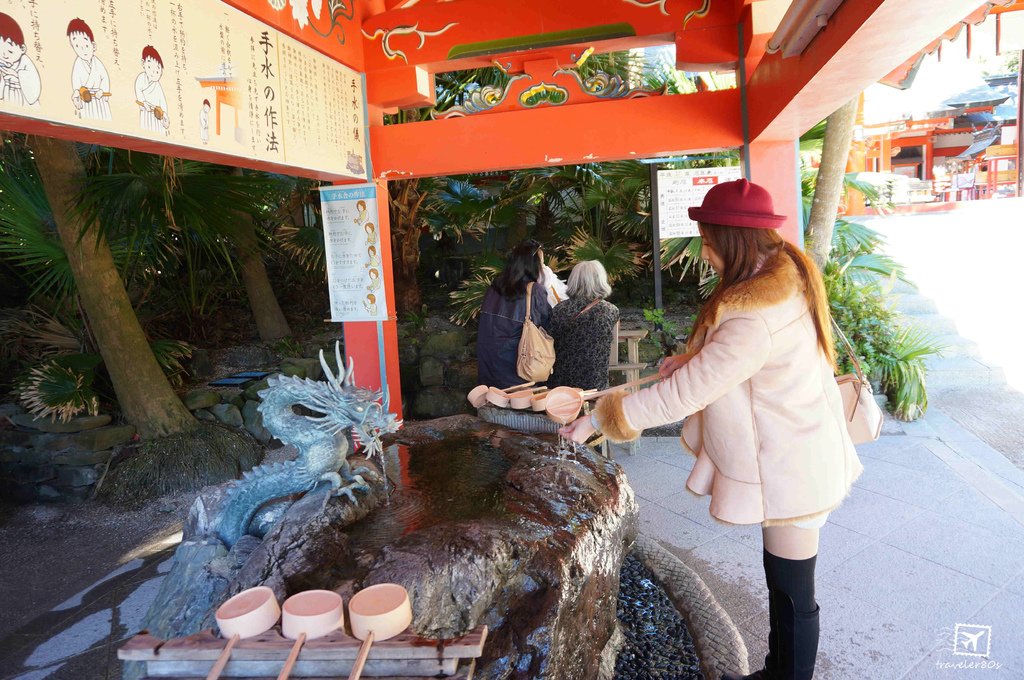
[212,343,401,547]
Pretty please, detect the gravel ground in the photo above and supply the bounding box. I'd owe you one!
[615,553,704,680]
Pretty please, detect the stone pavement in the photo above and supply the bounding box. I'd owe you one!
[611,407,1024,680]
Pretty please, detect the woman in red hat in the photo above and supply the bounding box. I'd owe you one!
[561,178,863,680]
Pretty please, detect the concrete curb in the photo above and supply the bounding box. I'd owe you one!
[632,533,749,680]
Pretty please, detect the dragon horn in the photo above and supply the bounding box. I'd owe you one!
[320,348,342,391]
[344,356,356,387]
[334,342,348,387]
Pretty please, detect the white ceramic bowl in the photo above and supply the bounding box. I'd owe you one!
[282,590,345,641]
[216,586,281,639]
[348,583,412,642]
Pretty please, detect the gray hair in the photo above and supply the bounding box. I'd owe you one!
[566,260,612,300]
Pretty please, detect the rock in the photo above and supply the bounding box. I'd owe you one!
[184,389,221,411]
[420,329,469,359]
[209,403,244,428]
[218,389,245,409]
[242,400,271,443]
[419,357,445,387]
[7,463,56,484]
[49,425,136,452]
[282,358,322,382]
[0,403,25,419]
[412,386,471,419]
[8,413,111,433]
[51,449,113,466]
[55,465,100,488]
[37,485,63,501]
[364,417,639,679]
[444,361,479,391]
[188,348,215,380]
[193,408,217,423]
[278,363,307,379]
[398,341,419,367]
[141,539,231,641]
[219,345,278,368]
[242,379,270,402]
[0,429,38,449]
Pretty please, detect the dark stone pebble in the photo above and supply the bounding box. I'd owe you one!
[614,554,704,680]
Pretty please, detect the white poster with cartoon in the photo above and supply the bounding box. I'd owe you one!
[321,184,388,322]
[0,1,367,181]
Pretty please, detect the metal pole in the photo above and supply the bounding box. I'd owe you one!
[1017,49,1023,198]
[649,163,664,314]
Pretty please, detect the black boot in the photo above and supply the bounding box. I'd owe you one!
[720,550,783,680]
[763,550,820,680]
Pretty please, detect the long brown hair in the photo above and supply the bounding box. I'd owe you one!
[696,223,836,369]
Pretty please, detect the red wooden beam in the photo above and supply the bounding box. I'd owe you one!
[369,89,741,179]
[747,0,988,141]
[361,0,742,74]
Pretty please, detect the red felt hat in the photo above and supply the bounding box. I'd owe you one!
[687,178,786,229]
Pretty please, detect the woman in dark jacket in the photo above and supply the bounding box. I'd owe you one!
[477,240,553,389]
[548,260,619,390]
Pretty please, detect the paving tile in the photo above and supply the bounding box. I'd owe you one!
[677,534,769,627]
[902,590,1024,680]
[944,440,1024,495]
[814,522,877,576]
[618,457,692,501]
[929,487,1024,542]
[736,621,768,675]
[741,582,936,680]
[855,438,954,478]
[819,542,999,628]
[880,511,1024,587]
[653,490,730,532]
[1006,566,1024,598]
[827,486,927,538]
[637,502,721,550]
[852,457,969,511]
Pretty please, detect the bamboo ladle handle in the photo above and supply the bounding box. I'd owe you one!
[276,632,306,680]
[583,373,663,401]
[347,631,375,680]
[205,634,240,680]
[504,381,536,392]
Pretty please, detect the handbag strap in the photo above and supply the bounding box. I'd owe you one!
[524,282,534,324]
[573,299,601,320]
[831,316,871,418]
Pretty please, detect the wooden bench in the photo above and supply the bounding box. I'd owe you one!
[606,328,650,457]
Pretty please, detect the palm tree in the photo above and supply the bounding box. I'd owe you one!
[27,137,196,438]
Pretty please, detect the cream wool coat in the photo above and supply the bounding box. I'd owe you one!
[595,251,864,527]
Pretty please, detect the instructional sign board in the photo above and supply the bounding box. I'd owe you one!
[320,185,387,322]
[0,0,366,180]
[655,166,743,238]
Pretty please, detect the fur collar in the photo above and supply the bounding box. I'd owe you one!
[690,250,804,344]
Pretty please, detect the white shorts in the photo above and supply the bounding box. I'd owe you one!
[791,512,829,530]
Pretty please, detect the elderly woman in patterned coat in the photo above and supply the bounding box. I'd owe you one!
[548,260,620,391]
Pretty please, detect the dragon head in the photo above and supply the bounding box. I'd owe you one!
[293,343,401,460]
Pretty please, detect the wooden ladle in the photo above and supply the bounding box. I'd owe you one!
[467,381,536,408]
[209,586,281,680]
[545,374,663,424]
[347,583,413,680]
[276,590,345,680]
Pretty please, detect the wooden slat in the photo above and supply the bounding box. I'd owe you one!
[145,657,457,677]
[607,363,647,372]
[119,626,487,662]
[616,329,648,340]
[140,663,474,680]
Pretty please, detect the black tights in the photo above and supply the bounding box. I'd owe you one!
[762,549,820,680]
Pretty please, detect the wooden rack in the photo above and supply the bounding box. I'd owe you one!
[118,625,487,679]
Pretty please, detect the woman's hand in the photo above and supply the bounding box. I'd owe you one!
[559,415,596,443]
[658,352,695,378]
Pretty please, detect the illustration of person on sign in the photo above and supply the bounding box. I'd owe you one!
[68,19,111,121]
[353,200,368,226]
[365,245,381,268]
[366,268,381,293]
[0,13,41,108]
[363,293,377,317]
[199,99,211,144]
[134,46,170,135]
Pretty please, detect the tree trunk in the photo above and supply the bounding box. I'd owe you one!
[389,178,425,315]
[30,136,196,438]
[806,97,859,269]
[235,221,292,341]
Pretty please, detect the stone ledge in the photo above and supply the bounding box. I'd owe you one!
[632,533,749,680]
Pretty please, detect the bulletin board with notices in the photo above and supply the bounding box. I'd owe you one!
[655,166,743,238]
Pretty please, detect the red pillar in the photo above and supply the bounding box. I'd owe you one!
[342,101,403,419]
[746,139,803,246]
